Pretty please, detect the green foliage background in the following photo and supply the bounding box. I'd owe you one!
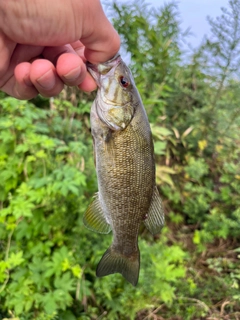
[0,1,240,319]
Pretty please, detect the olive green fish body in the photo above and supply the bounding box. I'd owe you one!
[84,54,164,286]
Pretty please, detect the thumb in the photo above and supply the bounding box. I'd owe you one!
[80,2,120,64]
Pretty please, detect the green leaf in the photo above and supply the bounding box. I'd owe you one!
[8,251,25,268]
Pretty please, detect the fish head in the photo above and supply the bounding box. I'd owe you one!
[87,54,138,131]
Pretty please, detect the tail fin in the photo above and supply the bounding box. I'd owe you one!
[96,247,140,286]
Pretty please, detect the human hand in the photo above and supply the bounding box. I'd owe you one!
[0,0,120,99]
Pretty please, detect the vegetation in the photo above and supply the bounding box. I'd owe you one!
[0,1,240,319]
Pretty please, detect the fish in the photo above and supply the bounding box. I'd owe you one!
[84,53,164,286]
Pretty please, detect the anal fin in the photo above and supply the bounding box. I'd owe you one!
[83,192,111,234]
[144,186,164,235]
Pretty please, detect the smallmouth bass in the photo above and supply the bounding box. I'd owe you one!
[84,54,164,286]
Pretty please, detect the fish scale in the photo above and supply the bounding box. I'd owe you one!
[83,53,164,286]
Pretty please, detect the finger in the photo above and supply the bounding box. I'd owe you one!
[29,59,64,97]
[56,53,87,86]
[14,62,38,99]
[70,41,86,61]
[70,41,98,91]
[78,72,97,92]
[43,45,87,86]
[80,2,120,64]
[43,44,97,90]
[42,44,75,65]
[83,29,120,64]
[0,43,43,96]
[0,72,38,100]
[68,42,97,90]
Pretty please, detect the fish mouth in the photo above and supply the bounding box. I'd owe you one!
[87,53,122,87]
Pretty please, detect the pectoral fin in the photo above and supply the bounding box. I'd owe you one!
[144,186,164,235]
[83,193,111,234]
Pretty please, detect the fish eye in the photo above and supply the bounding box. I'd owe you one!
[119,76,130,88]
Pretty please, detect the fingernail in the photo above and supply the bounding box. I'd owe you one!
[63,66,81,81]
[37,69,56,89]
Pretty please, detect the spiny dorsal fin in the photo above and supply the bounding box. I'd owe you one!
[144,186,164,235]
[83,193,111,234]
